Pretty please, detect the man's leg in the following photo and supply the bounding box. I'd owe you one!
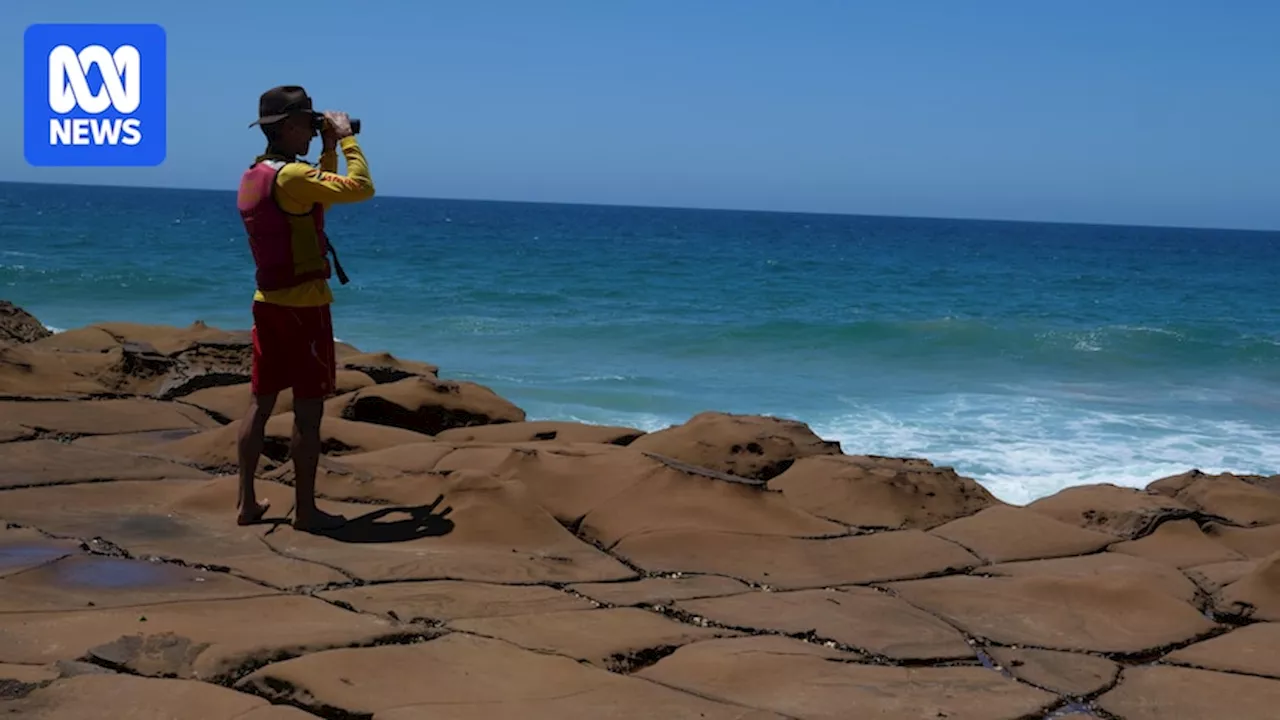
[237,391,277,525]
[290,303,344,531]
[238,302,286,525]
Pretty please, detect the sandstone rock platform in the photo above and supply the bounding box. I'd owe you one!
[2,307,1278,719]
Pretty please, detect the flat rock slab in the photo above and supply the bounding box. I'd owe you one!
[319,580,595,622]
[1185,559,1258,595]
[432,443,660,522]
[768,454,998,529]
[262,470,636,585]
[324,375,526,435]
[678,586,973,661]
[237,632,786,720]
[982,551,1201,605]
[637,635,1058,720]
[884,573,1218,655]
[1204,522,1280,559]
[0,478,347,589]
[0,673,319,719]
[1097,665,1280,720]
[929,505,1116,563]
[986,647,1119,697]
[613,527,979,589]
[1026,483,1194,538]
[449,607,738,669]
[1165,623,1280,680]
[1153,471,1280,527]
[1215,552,1280,621]
[0,398,218,437]
[1110,518,1247,568]
[0,554,273,612]
[0,525,82,577]
[0,439,211,489]
[569,575,751,607]
[579,463,846,549]
[0,594,402,682]
[0,419,34,442]
[434,420,644,446]
[159,414,432,471]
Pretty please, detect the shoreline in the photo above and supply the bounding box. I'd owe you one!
[2,302,1278,717]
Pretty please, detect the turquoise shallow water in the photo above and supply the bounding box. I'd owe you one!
[3,180,1279,503]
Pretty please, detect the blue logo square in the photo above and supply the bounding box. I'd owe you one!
[24,23,167,167]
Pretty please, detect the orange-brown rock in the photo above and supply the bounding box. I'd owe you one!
[0,592,401,682]
[1,397,217,437]
[626,411,842,481]
[1214,551,1280,621]
[985,646,1119,697]
[178,370,375,423]
[981,552,1201,605]
[236,633,787,720]
[0,301,51,345]
[768,454,999,529]
[1110,518,1246,568]
[289,440,663,523]
[577,464,846,549]
[336,350,438,382]
[1096,665,1280,720]
[448,607,738,669]
[1185,559,1258,595]
[261,470,636,585]
[434,419,644,446]
[320,580,595,622]
[636,635,1058,720]
[929,505,1116,563]
[612,528,980,589]
[1165,622,1280,680]
[569,575,751,607]
[0,439,211,489]
[1203,522,1280,559]
[0,674,320,719]
[0,478,346,589]
[1025,482,1195,538]
[324,374,526,435]
[1148,469,1280,527]
[156,412,432,471]
[0,321,252,400]
[884,573,1217,654]
[678,587,974,661]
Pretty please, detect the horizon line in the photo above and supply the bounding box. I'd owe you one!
[2,177,1277,236]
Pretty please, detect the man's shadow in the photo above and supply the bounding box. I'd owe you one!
[313,494,455,544]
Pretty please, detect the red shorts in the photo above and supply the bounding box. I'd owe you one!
[250,301,336,399]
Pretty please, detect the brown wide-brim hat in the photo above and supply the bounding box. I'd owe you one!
[248,85,317,127]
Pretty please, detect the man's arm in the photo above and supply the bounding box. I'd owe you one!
[276,136,375,208]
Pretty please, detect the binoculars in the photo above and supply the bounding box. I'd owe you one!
[312,114,362,135]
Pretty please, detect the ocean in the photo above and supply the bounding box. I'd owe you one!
[2,180,1278,504]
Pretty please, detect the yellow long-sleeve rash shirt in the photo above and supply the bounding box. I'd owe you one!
[252,135,375,307]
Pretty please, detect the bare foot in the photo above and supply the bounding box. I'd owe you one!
[293,509,346,532]
[236,499,271,526]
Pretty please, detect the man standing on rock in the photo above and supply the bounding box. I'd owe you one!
[235,85,374,531]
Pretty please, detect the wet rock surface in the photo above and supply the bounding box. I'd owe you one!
[1,309,1277,719]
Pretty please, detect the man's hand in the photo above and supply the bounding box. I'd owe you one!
[321,111,354,150]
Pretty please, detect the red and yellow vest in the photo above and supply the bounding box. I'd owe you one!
[237,159,332,292]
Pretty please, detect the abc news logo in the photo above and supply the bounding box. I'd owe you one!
[24,24,166,167]
[48,44,143,147]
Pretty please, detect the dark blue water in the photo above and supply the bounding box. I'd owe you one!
[3,180,1278,502]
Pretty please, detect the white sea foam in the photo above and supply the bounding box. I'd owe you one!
[808,394,1280,505]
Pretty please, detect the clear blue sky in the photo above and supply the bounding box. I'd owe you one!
[4,1,1278,230]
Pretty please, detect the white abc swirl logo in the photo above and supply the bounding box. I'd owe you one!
[47,44,140,114]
